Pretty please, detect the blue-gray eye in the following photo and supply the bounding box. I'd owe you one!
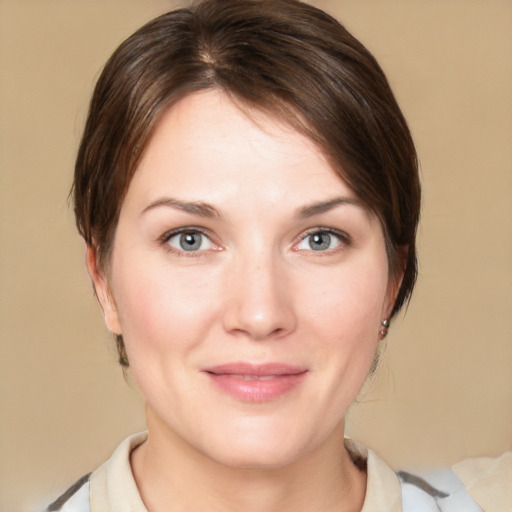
[296,230,343,251]
[167,231,212,252]
[309,232,331,250]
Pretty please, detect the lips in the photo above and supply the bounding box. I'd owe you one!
[202,363,308,402]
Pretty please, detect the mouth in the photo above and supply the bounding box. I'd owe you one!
[202,363,308,402]
[227,374,285,381]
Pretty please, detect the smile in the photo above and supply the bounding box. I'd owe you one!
[230,375,281,381]
[202,363,308,402]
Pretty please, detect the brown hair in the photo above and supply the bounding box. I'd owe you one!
[74,0,420,367]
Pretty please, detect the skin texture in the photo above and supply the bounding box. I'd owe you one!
[87,90,400,511]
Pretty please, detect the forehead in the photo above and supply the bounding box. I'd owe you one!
[126,90,359,211]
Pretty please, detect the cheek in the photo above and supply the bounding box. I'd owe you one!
[298,255,389,387]
[300,256,390,335]
[110,254,222,358]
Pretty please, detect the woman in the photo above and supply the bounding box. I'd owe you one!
[47,0,492,510]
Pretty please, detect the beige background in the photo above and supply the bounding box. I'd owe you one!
[1,1,511,511]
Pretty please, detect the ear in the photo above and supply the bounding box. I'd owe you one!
[384,245,408,318]
[85,246,122,335]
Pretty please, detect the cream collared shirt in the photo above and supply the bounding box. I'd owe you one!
[53,433,510,511]
[88,433,403,512]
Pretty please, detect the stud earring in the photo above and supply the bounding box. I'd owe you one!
[379,319,390,339]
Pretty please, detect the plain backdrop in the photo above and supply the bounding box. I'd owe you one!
[1,1,511,511]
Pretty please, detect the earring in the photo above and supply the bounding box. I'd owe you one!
[379,319,390,339]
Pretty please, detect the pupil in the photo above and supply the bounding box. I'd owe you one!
[309,232,330,250]
[180,232,201,251]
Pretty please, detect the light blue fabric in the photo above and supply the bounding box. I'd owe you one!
[400,468,484,512]
[47,481,90,512]
[48,464,483,511]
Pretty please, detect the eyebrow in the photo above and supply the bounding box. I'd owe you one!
[141,197,221,218]
[142,196,363,219]
[295,197,364,218]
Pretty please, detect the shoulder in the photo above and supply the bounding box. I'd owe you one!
[346,438,489,512]
[45,432,147,512]
[399,451,512,512]
[398,468,485,512]
[46,473,91,512]
[452,451,512,512]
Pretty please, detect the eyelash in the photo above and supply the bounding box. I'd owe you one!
[159,226,352,256]
[293,227,351,254]
[160,227,218,257]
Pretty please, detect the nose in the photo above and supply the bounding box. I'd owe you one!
[222,251,297,341]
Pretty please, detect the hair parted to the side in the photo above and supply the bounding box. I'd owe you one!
[73,0,420,368]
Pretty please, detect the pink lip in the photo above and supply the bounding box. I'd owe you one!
[202,363,308,403]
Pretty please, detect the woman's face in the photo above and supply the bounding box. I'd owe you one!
[91,90,397,468]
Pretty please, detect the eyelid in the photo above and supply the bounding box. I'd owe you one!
[160,226,205,242]
[159,226,221,255]
[293,227,352,252]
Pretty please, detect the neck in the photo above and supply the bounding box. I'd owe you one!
[131,409,366,512]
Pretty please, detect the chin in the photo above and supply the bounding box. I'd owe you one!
[208,439,304,470]
[196,416,320,470]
